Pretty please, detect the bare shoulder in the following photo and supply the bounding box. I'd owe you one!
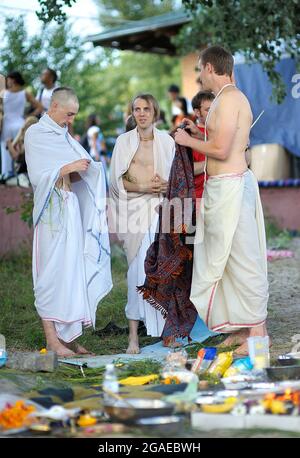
[220,86,246,104]
[220,88,252,117]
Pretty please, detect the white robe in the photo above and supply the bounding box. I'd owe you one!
[125,213,165,337]
[25,114,112,342]
[191,169,268,333]
[109,127,175,336]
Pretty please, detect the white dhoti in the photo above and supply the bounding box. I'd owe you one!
[125,213,165,337]
[190,169,268,333]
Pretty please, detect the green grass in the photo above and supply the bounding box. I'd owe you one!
[265,219,292,249]
[0,247,158,354]
[0,218,293,353]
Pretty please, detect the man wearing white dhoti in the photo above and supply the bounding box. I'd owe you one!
[175,46,269,356]
[110,94,175,354]
[25,87,112,357]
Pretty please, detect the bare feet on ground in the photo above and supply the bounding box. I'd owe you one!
[72,343,96,356]
[126,336,140,354]
[47,342,76,358]
[233,324,271,357]
[220,329,250,347]
[59,339,96,356]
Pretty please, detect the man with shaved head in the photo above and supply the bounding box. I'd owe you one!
[25,87,112,357]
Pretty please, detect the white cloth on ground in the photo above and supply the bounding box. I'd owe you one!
[125,213,165,337]
[25,114,112,342]
[190,169,268,333]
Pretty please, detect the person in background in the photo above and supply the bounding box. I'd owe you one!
[36,68,58,114]
[172,96,193,130]
[155,109,169,132]
[1,71,43,181]
[125,114,137,132]
[5,116,38,188]
[191,90,215,199]
[85,114,109,186]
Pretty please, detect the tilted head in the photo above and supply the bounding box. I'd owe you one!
[198,46,234,91]
[48,87,79,127]
[191,90,215,122]
[131,94,160,130]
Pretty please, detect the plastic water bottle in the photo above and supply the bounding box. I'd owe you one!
[0,334,7,368]
[102,363,119,404]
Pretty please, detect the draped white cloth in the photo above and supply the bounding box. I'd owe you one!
[109,126,175,266]
[190,169,268,333]
[125,213,165,337]
[24,114,112,342]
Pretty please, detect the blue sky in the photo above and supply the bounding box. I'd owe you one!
[0,0,102,37]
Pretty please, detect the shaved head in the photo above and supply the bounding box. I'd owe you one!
[48,87,79,127]
[50,87,79,107]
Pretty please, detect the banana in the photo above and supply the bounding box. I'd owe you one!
[201,401,236,414]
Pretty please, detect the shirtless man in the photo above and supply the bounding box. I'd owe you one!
[175,46,269,355]
[110,94,175,353]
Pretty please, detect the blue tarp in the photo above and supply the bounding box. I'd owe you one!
[234,57,300,157]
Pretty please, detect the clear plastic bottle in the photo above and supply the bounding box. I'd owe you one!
[102,363,119,404]
[0,334,7,368]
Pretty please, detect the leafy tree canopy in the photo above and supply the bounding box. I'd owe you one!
[36,0,300,102]
[0,16,180,136]
[178,0,300,102]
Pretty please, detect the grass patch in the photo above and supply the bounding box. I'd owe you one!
[265,219,292,249]
[0,247,160,354]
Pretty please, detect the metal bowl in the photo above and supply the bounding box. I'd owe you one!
[104,398,175,423]
[266,365,300,382]
[135,415,185,436]
[278,355,300,367]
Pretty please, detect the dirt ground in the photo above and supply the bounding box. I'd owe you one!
[267,237,300,360]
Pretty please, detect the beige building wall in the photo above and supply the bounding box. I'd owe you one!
[181,52,199,100]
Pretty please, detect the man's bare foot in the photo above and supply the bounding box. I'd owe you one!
[234,325,272,357]
[233,341,249,357]
[47,342,76,358]
[162,336,182,348]
[220,329,249,347]
[126,337,140,354]
[58,339,95,356]
[72,343,96,356]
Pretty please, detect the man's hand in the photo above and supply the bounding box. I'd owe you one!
[151,174,168,194]
[180,118,200,137]
[60,159,91,178]
[71,159,91,173]
[175,128,193,147]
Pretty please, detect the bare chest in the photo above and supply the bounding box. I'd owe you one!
[130,142,154,168]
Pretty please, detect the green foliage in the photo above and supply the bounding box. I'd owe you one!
[179,0,300,103]
[117,359,162,378]
[0,16,180,137]
[94,0,177,27]
[37,0,77,24]
[0,17,44,86]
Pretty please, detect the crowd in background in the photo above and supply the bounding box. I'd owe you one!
[0,68,214,191]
